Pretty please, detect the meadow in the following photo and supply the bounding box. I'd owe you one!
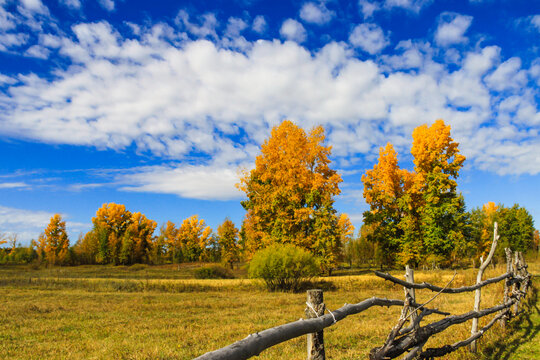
[0,259,538,360]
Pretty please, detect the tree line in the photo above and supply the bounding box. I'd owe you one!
[0,119,538,269]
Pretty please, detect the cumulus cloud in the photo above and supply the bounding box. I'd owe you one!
[59,0,82,10]
[435,13,473,47]
[358,0,433,17]
[18,0,49,16]
[97,0,115,12]
[358,0,379,19]
[0,16,539,181]
[252,15,267,33]
[175,10,219,39]
[349,23,389,54]
[530,15,540,32]
[383,0,433,13]
[117,165,244,201]
[299,2,335,25]
[485,57,528,92]
[280,18,307,43]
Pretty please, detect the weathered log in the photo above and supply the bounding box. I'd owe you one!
[370,300,516,359]
[194,297,406,360]
[374,271,511,294]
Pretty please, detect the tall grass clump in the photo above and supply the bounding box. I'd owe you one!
[248,244,318,292]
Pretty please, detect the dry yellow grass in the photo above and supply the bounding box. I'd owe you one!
[0,260,537,360]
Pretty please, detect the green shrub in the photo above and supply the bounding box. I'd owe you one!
[248,243,319,292]
[194,265,234,279]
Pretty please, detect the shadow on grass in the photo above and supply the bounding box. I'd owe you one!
[480,285,539,360]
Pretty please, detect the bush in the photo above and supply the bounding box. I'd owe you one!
[248,244,319,292]
[194,265,234,279]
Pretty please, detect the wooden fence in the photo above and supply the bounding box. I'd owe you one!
[194,223,533,360]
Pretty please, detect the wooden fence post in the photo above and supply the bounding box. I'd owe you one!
[500,248,513,330]
[470,222,499,353]
[404,265,423,357]
[305,289,325,360]
[512,252,520,316]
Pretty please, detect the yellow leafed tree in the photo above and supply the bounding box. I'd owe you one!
[176,215,212,262]
[40,214,70,265]
[217,218,240,269]
[238,120,343,273]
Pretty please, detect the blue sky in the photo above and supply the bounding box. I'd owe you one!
[0,0,539,245]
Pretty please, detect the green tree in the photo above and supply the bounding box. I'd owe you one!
[362,119,468,267]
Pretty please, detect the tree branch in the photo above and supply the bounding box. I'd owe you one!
[374,271,511,293]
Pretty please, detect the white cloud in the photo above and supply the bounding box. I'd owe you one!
[280,18,307,43]
[19,0,49,15]
[24,44,50,59]
[383,0,433,13]
[0,5,17,31]
[175,10,218,39]
[60,0,82,9]
[485,57,528,92]
[0,19,539,178]
[435,13,473,47]
[252,15,267,34]
[0,182,29,189]
[299,2,335,25]
[0,32,28,50]
[531,15,540,32]
[117,165,244,201]
[358,0,379,19]
[97,0,114,12]
[359,0,432,17]
[225,17,248,37]
[0,205,52,243]
[349,23,389,54]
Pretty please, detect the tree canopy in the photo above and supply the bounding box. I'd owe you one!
[238,120,345,272]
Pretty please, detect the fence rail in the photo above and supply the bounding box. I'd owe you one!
[194,223,533,360]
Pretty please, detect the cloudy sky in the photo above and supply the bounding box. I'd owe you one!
[0,0,539,244]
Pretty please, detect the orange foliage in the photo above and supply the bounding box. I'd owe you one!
[41,214,70,265]
[237,120,342,258]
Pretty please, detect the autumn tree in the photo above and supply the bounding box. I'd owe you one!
[121,212,157,264]
[39,214,70,265]
[238,120,343,273]
[362,119,468,266]
[82,203,158,265]
[410,120,467,263]
[217,218,240,269]
[176,215,212,262]
[469,203,535,258]
[361,143,410,265]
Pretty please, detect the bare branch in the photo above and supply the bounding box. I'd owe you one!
[419,310,507,359]
[370,299,516,359]
[374,271,511,293]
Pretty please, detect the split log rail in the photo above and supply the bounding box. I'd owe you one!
[195,223,533,360]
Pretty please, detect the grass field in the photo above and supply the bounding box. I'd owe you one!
[0,259,538,360]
